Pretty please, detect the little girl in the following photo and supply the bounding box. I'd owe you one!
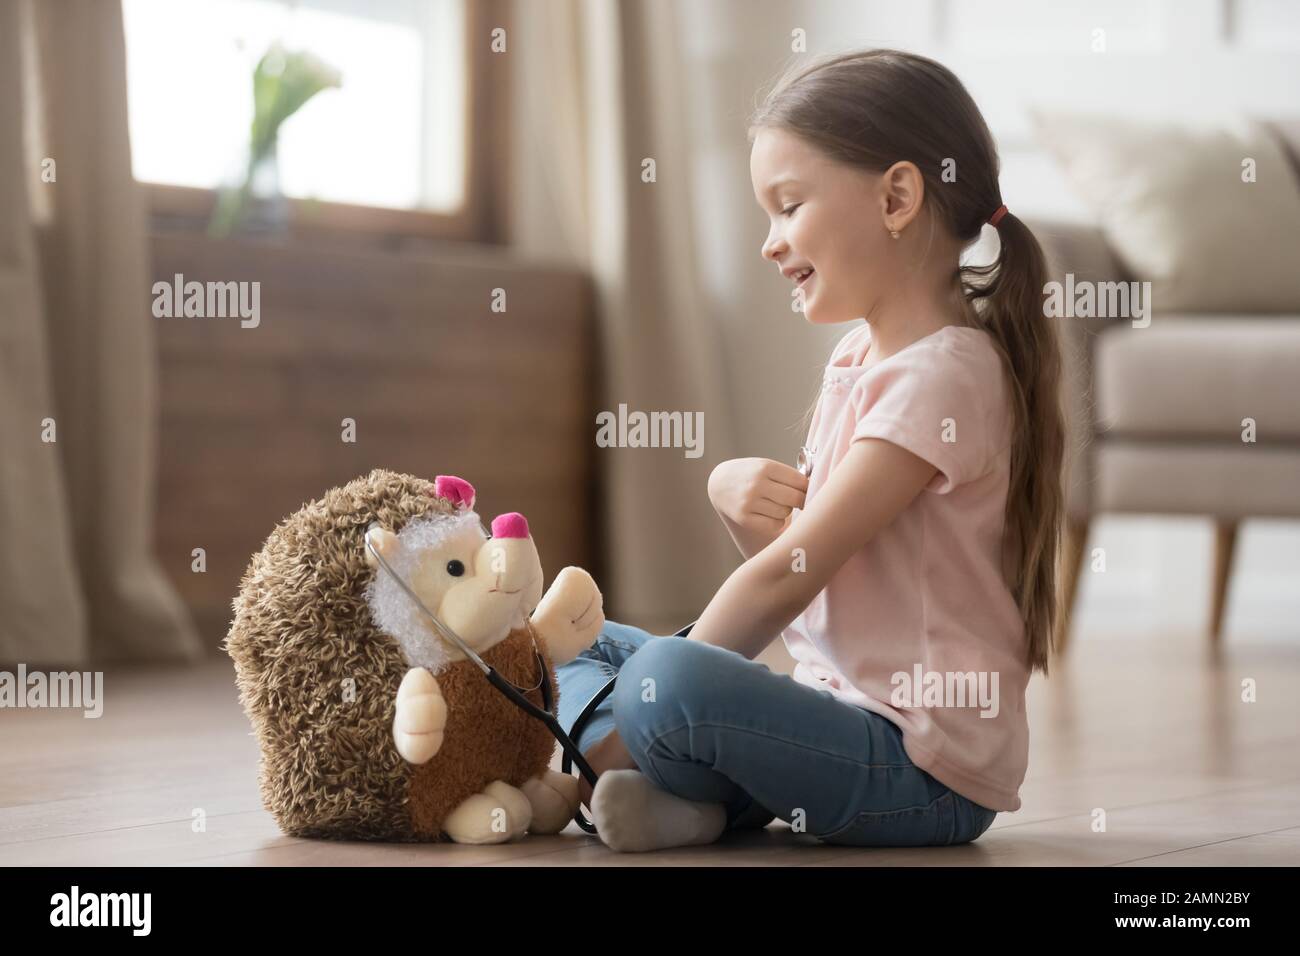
[556,49,1064,853]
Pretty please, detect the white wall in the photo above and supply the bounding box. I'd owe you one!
[676,0,1300,643]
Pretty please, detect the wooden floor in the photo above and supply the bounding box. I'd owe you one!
[2,634,1298,866]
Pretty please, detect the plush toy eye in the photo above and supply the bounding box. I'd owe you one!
[445,559,465,577]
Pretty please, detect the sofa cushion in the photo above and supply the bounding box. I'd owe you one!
[1030,218,1132,285]
[1030,110,1300,313]
[1095,319,1300,440]
[1096,443,1300,518]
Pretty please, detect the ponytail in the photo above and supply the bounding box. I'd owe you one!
[962,212,1065,675]
[751,49,1067,674]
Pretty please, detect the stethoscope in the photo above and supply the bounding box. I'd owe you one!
[796,445,815,479]
[563,444,814,821]
[365,527,694,835]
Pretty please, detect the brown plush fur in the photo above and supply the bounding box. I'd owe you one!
[223,468,560,841]
[407,625,558,837]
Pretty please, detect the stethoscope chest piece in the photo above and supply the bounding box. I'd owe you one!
[796,444,815,479]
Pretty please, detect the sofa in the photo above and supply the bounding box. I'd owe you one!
[1031,217,1300,654]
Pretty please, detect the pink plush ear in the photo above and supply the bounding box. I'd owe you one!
[432,475,475,510]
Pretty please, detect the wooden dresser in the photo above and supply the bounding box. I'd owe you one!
[150,233,599,645]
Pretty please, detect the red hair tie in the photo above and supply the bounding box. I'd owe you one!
[987,204,1009,227]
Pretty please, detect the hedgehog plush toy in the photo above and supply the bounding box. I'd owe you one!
[224,469,605,843]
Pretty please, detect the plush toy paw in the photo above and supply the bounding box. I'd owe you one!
[521,770,581,834]
[531,566,605,665]
[393,667,447,764]
[443,780,532,844]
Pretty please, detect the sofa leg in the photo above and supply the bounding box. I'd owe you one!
[1056,517,1089,658]
[1210,520,1238,645]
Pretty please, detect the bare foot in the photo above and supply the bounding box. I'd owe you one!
[521,770,580,834]
[578,729,639,808]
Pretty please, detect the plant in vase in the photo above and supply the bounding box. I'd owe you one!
[209,43,341,237]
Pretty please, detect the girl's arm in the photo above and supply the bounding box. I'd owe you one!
[715,509,791,561]
[688,438,939,659]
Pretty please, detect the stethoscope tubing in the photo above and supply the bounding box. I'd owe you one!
[561,620,695,833]
[365,526,693,837]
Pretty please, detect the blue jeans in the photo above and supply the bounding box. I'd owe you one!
[556,620,998,846]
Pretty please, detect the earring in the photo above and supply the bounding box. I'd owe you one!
[890,229,900,239]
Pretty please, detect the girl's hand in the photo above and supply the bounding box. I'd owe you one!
[708,457,808,536]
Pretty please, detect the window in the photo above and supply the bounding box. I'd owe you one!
[122,0,507,241]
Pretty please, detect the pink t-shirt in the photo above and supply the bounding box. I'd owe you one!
[781,321,1029,812]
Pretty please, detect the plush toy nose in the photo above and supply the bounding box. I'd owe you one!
[490,512,529,539]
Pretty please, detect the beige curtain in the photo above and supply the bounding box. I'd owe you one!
[0,0,201,665]
[510,0,740,633]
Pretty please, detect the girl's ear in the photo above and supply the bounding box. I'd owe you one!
[879,160,925,233]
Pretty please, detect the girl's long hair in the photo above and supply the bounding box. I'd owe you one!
[751,49,1065,675]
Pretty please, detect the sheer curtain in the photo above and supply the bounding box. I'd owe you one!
[0,0,200,664]
[510,0,741,633]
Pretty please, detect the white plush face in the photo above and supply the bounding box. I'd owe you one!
[365,509,544,673]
